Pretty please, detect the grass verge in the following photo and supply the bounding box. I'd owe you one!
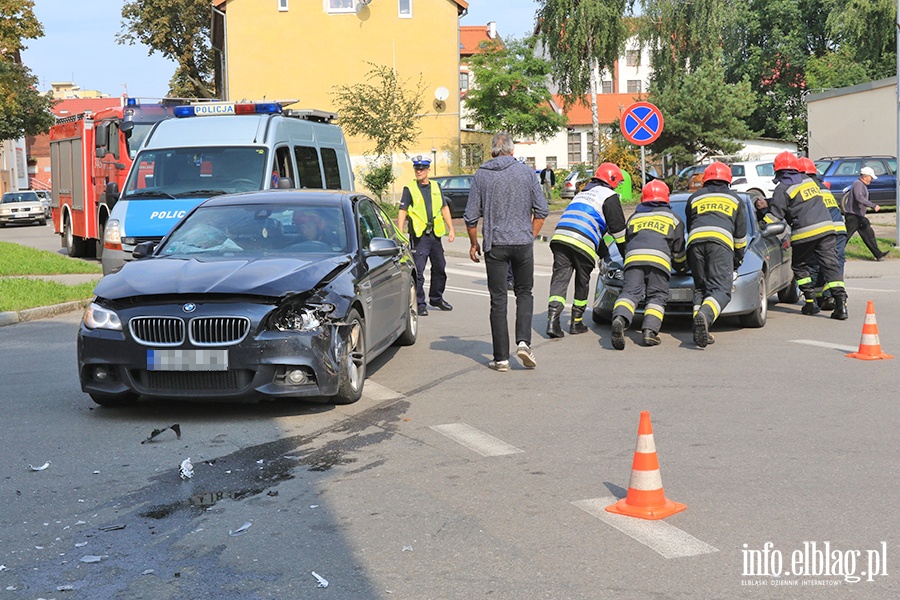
[0,241,100,313]
[844,235,897,261]
[0,241,102,276]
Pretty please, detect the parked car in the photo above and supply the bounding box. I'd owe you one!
[816,156,897,206]
[0,191,47,227]
[730,161,776,201]
[34,190,52,219]
[561,170,590,199]
[78,190,418,407]
[592,193,799,329]
[671,165,705,192]
[431,175,471,218]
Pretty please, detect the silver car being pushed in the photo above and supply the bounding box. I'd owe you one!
[592,193,800,329]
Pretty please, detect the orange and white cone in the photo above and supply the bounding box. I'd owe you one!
[606,411,686,520]
[846,301,893,360]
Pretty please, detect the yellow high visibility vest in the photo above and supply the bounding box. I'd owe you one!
[406,181,447,237]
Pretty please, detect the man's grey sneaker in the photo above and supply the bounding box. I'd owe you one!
[516,342,537,368]
[610,316,626,350]
[488,360,509,372]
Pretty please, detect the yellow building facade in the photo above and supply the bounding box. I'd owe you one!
[213,0,468,197]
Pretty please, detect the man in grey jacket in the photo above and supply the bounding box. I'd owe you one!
[844,166,887,261]
[464,132,549,372]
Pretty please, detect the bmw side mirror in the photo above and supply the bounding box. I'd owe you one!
[363,237,401,257]
[132,241,157,260]
[762,222,786,236]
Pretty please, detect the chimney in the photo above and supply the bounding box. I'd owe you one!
[487,21,497,39]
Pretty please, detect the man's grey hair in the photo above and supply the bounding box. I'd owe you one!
[491,132,515,157]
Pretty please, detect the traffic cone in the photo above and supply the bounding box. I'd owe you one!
[606,411,686,520]
[846,301,893,361]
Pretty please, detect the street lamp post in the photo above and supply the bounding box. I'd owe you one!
[431,147,437,176]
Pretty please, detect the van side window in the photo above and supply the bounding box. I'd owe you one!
[294,146,324,189]
[275,146,295,187]
[322,148,342,189]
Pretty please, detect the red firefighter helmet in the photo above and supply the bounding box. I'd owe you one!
[641,179,670,204]
[702,161,733,184]
[774,151,799,172]
[798,157,817,175]
[594,162,624,187]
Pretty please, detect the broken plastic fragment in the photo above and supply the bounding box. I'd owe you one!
[29,461,51,471]
[80,555,103,563]
[180,458,193,480]
[141,424,182,444]
[5,586,15,591]
[0,565,6,571]
[402,546,413,552]
[57,584,74,591]
[311,571,329,588]
[142,569,154,575]
[74,542,87,548]
[228,521,252,536]
[99,524,125,532]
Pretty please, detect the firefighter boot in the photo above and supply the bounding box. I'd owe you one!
[569,305,589,335]
[610,316,627,350]
[801,295,820,315]
[819,296,835,311]
[547,305,565,339]
[831,295,848,320]
[642,329,661,346]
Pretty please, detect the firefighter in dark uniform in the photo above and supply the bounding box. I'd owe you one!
[546,162,628,338]
[685,161,748,347]
[798,157,846,311]
[610,180,686,349]
[397,155,455,316]
[762,151,847,319]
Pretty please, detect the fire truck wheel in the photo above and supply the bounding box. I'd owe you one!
[64,217,90,258]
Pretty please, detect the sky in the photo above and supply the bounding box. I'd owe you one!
[20,0,542,99]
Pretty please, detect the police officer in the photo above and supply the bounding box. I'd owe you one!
[763,151,847,319]
[798,157,846,311]
[685,161,748,347]
[546,162,628,338]
[610,180,687,349]
[397,155,455,316]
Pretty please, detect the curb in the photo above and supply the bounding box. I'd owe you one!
[0,298,91,328]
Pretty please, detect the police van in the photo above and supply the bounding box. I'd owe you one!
[101,100,354,274]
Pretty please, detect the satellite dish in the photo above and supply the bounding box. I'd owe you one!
[434,87,450,102]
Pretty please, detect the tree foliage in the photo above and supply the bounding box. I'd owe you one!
[118,0,214,97]
[0,0,42,57]
[825,0,896,75]
[464,37,568,141]
[331,63,423,159]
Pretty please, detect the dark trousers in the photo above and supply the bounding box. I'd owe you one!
[792,234,845,300]
[809,233,847,296]
[548,242,594,309]
[845,214,884,259]
[485,244,535,361]
[412,233,446,308]
[688,242,734,324]
[612,265,670,333]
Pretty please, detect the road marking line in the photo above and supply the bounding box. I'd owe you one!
[363,380,406,401]
[845,287,897,293]
[430,423,524,457]
[572,497,718,559]
[790,339,858,352]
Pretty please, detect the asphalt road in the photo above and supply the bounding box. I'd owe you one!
[0,223,898,598]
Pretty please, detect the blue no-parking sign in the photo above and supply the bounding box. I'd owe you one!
[622,102,664,146]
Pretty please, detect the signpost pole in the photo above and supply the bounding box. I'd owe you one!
[641,146,647,186]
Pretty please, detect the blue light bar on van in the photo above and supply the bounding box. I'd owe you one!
[173,102,284,118]
[126,97,138,107]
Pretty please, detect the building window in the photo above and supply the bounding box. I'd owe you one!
[524,157,536,170]
[459,72,469,91]
[627,80,642,93]
[626,50,640,67]
[278,0,288,11]
[461,144,483,169]
[325,0,354,13]
[601,80,613,94]
[546,156,557,170]
[567,132,581,164]
[399,0,412,18]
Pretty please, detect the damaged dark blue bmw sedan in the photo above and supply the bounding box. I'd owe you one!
[78,190,418,407]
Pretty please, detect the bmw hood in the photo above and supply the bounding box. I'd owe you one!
[94,255,351,299]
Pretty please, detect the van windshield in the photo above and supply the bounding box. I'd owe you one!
[122,147,268,198]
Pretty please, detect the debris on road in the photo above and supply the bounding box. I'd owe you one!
[142,569,154,575]
[57,584,75,591]
[79,555,103,563]
[98,524,125,532]
[141,424,181,444]
[179,458,193,480]
[29,461,51,471]
[228,521,252,537]
[311,571,329,588]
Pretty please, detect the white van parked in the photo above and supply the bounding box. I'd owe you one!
[101,101,353,274]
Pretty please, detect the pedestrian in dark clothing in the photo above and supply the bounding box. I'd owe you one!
[762,151,847,319]
[610,180,687,349]
[685,161,748,347]
[843,167,887,261]
[464,132,549,372]
[397,155,455,316]
[540,166,556,200]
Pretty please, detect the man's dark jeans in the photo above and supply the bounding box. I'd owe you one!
[485,244,534,361]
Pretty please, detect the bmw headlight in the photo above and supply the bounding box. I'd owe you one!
[83,302,123,331]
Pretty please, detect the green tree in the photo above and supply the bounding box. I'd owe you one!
[117,0,214,97]
[537,0,628,164]
[825,0,896,78]
[464,37,568,141]
[648,60,756,166]
[805,49,869,91]
[0,0,55,140]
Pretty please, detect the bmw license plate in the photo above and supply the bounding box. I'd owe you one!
[147,349,228,371]
[669,288,693,302]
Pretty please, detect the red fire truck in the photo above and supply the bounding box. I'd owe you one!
[49,99,179,257]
